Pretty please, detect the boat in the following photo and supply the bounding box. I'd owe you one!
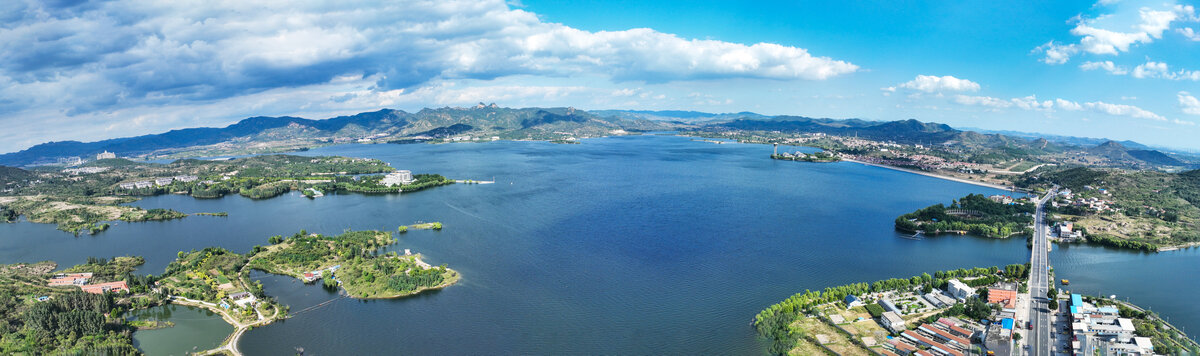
[1060,279,1069,285]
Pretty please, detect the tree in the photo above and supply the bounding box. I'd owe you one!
[1048,298,1059,310]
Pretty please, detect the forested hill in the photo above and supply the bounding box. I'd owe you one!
[708,117,981,145]
[0,106,673,166]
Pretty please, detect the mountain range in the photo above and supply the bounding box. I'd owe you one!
[1,107,1193,168]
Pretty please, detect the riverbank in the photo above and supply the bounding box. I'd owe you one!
[1157,241,1200,252]
[845,158,1020,192]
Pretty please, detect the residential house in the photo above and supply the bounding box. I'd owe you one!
[881,311,906,333]
[845,294,863,308]
[946,279,974,301]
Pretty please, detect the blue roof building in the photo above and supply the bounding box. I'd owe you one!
[845,295,859,304]
[1001,318,1014,330]
[1072,293,1083,307]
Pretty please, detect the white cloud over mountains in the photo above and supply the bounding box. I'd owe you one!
[0,0,857,147]
[953,94,1175,123]
[885,75,980,93]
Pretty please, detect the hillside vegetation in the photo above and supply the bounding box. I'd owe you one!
[1017,167,1200,250]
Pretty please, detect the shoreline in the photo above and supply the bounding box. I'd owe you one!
[843,158,1020,193]
[167,296,278,356]
[1158,241,1200,252]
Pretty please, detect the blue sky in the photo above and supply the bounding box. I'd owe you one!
[1,0,1199,152]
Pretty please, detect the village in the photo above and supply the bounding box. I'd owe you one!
[774,266,1164,356]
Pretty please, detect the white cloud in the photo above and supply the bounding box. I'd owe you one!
[1035,4,1197,64]
[1178,27,1200,41]
[1079,61,1128,75]
[952,93,1170,122]
[1180,92,1200,115]
[953,95,1052,111]
[893,75,981,93]
[1056,99,1084,111]
[1083,101,1165,121]
[1132,61,1169,78]
[953,95,1012,108]
[1130,61,1200,80]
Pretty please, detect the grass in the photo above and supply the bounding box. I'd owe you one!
[793,317,871,356]
[1008,161,1040,172]
[408,222,443,230]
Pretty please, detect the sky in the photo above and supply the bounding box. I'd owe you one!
[2,0,1199,153]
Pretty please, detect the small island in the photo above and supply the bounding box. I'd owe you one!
[771,151,840,162]
[895,193,1034,239]
[248,230,459,299]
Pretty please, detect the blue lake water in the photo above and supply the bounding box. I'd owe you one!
[0,134,1195,354]
[129,304,233,356]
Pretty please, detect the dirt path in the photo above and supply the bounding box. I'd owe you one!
[169,296,278,356]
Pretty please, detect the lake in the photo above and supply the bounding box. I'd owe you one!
[1,134,1195,354]
[129,304,233,355]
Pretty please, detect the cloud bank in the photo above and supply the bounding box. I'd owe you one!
[0,0,858,151]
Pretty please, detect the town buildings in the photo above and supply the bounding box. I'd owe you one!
[96,151,116,160]
[1069,294,1152,355]
[47,273,129,294]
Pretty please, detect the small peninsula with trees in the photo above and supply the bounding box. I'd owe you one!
[895,193,1034,239]
[249,230,459,299]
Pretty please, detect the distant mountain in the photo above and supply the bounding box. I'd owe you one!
[707,117,966,145]
[1128,150,1185,166]
[962,127,1154,150]
[591,109,769,123]
[1085,141,1185,167]
[0,166,33,182]
[0,105,677,166]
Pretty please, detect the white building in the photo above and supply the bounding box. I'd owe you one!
[154,177,174,186]
[96,151,116,160]
[380,170,415,186]
[174,175,199,183]
[881,311,906,333]
[229,291,257,308]
[947,279,974,301]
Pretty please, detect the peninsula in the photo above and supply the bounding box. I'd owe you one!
[754,265,1197,355]
[895,193,1035,239]
[0,155,455,234]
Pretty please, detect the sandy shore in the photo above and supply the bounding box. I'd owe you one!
[844,158,1022,193]
[1158,241,1200,252]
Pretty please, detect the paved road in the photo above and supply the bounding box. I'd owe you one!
[1028,189,1055,356]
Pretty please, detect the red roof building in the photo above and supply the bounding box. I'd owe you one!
[79,281,129,294]
[48,273,93,286]
[988,288,1018,310]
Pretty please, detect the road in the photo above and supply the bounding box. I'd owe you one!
[169,295,278,356]
[1028,188,1055,356]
